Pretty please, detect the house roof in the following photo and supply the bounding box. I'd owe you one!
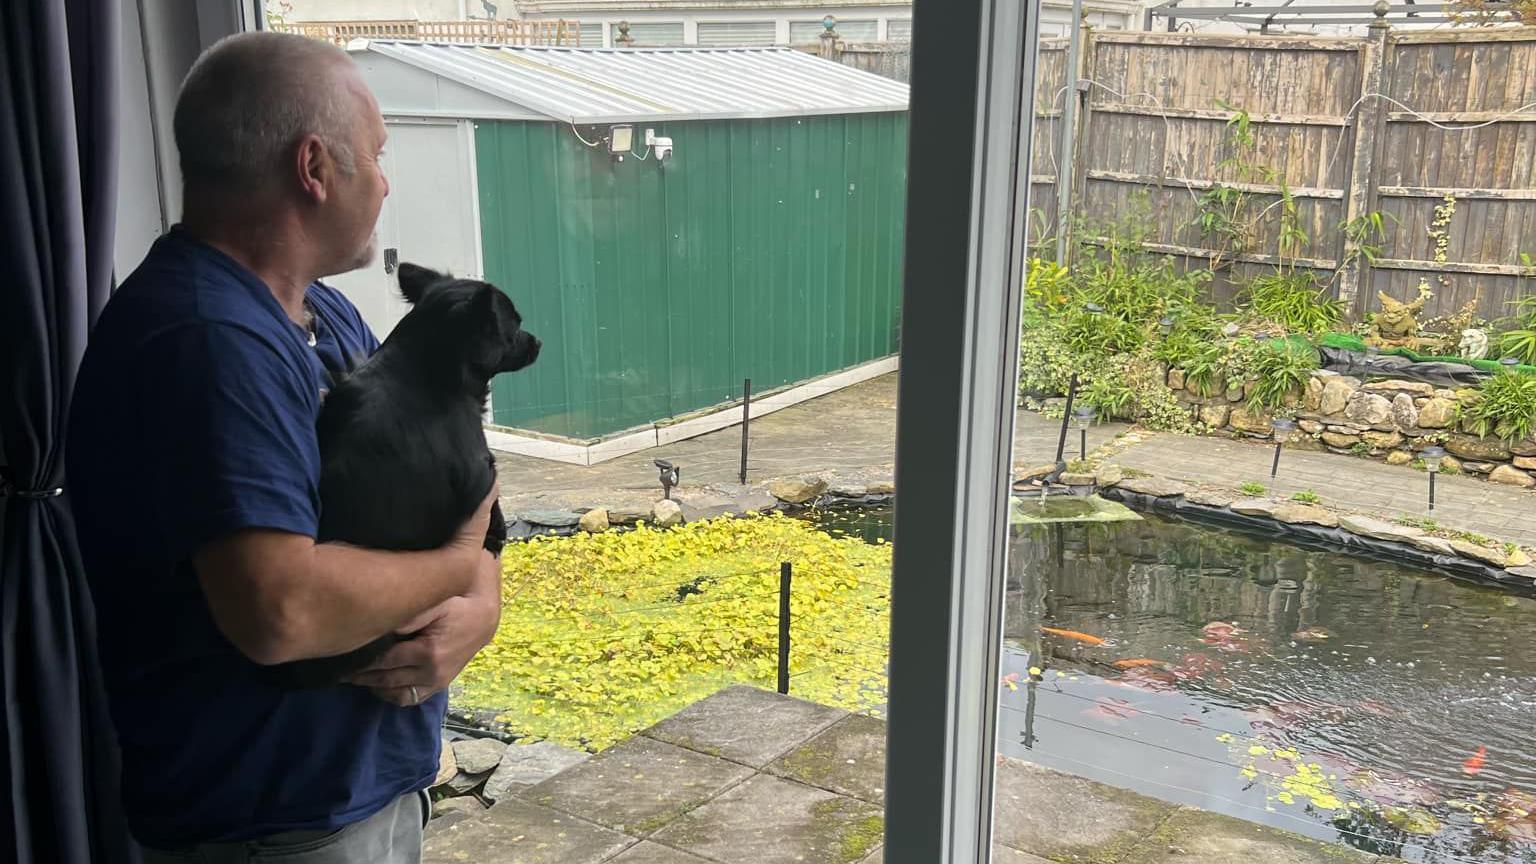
[349,40,909,124]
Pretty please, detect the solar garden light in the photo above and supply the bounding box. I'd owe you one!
[654,459,680,500]
[1269,417,1296,480]
[1421,445,1445,511]
[1158,315,1174,337]
[1501,356,1521,371]
[1072,405,1096,461]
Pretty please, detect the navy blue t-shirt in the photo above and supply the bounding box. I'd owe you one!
[67,229,446,846]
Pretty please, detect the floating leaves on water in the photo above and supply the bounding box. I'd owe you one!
[1215,733,1234,744]
[1384,806,1444,836]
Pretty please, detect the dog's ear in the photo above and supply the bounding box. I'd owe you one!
[396,262,446,305]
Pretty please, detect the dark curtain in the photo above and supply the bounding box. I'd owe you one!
[0,0,136,862]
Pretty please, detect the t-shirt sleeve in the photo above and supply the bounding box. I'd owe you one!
[140,322,322,560]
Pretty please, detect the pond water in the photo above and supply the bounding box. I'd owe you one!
[811,505,1536,864]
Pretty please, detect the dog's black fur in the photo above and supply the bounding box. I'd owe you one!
[261,262,540,688]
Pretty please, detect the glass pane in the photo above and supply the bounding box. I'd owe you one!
[612,21,685,46]
[887,18,913,41]
[579,23,603,48]
[696,21,777,47]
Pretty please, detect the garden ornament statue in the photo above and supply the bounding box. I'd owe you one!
[1367,286,1431,348]
[1459,328,1490,361]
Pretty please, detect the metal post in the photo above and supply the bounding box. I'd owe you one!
[739,378,752,485]
[1271,442,1283,479]
[1053,373,1079,466]
[1054,0,1084,265]
[1079,428,1087,462]
[1429,472,1437,512]
[777,562,792,695]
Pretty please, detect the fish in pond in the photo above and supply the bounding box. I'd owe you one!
[1202,621,1241,638]
[1113,658,1169,670]
[1041,626,1107,646]
[1291,626,1332,642]
[1114,666,1178,691]
[1082,698,1140,723]
[1463,746,1488,776]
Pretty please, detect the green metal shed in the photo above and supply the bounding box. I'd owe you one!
[342,41,909,447]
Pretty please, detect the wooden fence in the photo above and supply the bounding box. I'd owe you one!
[1037,26,1536,322]
[272,18,577,47]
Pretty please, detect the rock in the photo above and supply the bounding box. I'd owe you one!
[1282,389,1302,409]
[1511,439,1536,458]
[1507,547,1532,568]
[1059,472,1096,486]
[1167,368,1186,390]
[1303,376,1325,412]
[651,499,684,527]
[1461,461,1495,475]
[1490,465,1536,488]
[445,769,490,794]
[1339,514,1423,543]
[453,737,509,775]
[1506,564,1536,582]
[1345,392,1393,427]
[429,795,487,832]
[1436,388,1459,400]
[1319,377,1360,416]
[521,509,582,528]
[1269,503,1339,527]
[1321,431,1361,449]
[1015,463,1055,482]
[1298,419,1324,434]
[608,508,650,525]
[1230,499,1279,517]
[1096,464,1125,486]
[1442,455,1463,474]
[867,477,895,495]
[1392,394,1419,431]
[1407,535,1456,556]
[1416,398,1457,429]
[1365,380,1436,397]
[1449,539,1508,568]
[1445,435,1511,462]
[434,739,458,787]
[1286,435,1327,452]
[1186,489,1236,508]
[578,508,610,534]
[1199,403,1232,428]
[1362,430,1405,450]
[830,483,868,498]
[1117,476,1190,498]
[1225,383,1246,403]
[1514,456,1536,470]
[768,476,828,505]
[1227,406,1272,435]
[1386,450,1414,466]
[482,741,590,802]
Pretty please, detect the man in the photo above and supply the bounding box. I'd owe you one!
[67,32,500,862]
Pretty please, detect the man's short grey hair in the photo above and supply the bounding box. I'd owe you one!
[174,32,360,190]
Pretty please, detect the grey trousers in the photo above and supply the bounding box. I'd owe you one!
[139,790,430,864]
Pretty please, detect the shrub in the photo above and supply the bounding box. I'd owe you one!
[1243,271,1345,336]
[1246,339,1319,410]
[1495,294,1536,366]
[1457,369,1536,442]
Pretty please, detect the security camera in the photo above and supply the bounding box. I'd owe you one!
[645,128,674,162]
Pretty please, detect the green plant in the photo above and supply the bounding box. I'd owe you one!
[1291,490,1321,504]
[1396,515,1440,532]
[1244,271,1345,336]
[1240,481,1267,496]
[1457,369,1536,442]
[1245,339,1319,411]
[1496,295,1536,367]
[1339,211,1396,267]
[1349,442,1372,456]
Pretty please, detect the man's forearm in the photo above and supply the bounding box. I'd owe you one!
[196,530,482,664]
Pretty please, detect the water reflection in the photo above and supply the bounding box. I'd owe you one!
[1004,515,1536,864]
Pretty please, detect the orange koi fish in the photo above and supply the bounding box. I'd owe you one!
[1464,747,1488,776]
[1113,658,1168,670]
[1041,626,1107,646]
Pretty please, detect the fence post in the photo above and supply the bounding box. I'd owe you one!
[1337,9,1392,313]
[777,562,792,695]
[1055,6,1088,265]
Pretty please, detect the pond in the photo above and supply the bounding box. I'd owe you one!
[811,505,1536,864]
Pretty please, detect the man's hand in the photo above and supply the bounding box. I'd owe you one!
[344,549,503,706]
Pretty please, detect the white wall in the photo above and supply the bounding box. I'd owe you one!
[284,0,471,20]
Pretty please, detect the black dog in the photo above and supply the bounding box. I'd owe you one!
[262,262,540,688]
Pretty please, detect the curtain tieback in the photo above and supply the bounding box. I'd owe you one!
[0,473,64,499]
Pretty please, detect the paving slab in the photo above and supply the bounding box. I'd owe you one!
[1123,807,1378,863]
[992,846,1054,863]
[642,684,848,768]
[423,798,632,864]
[519,735,752,837]
[992,758,1177,864]
[650,773,883,864]
[768,713,886,804]
[484,741,591,803]
[603,841,713,864]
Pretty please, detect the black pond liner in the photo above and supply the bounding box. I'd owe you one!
[1099,486,1535,596]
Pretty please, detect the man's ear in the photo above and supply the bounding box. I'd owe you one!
[396,262,445,305]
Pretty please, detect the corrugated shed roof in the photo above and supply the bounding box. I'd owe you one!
[350,41,909,123]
